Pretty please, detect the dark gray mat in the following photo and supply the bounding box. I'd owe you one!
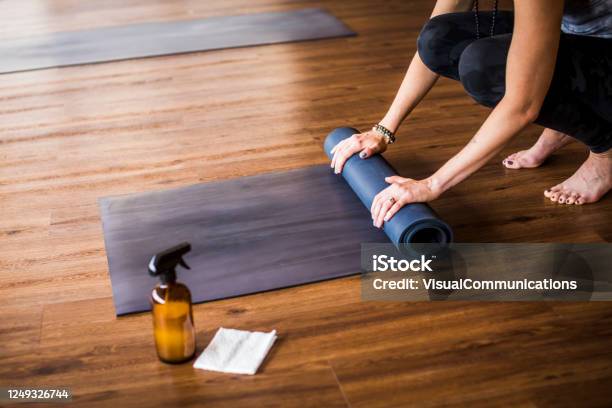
[0,8,354,74]
[100,165,387,316]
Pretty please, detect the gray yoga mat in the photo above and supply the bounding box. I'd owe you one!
[0,8,354,74]
[101,165,388,316]
[100,128,452,316]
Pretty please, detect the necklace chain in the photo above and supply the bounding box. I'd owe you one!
[474,0,499,39]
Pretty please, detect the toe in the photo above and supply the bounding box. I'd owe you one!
[551,184,563,192]
[578,194,595,204]
[545,185,562,197]
[565,194,577,205]
[546,184,563,197]
[506,160,521,169]
[503,153,520,169]
[550,191,560,202]
[558,193,568,204]
[503,153,517,163]
[575,196,584,205]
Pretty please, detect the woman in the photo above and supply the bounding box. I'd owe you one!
[330,0,612,229]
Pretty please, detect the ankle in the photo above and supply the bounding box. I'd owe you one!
[587,151,612,183]
[538,131,568,147]
[530,138,561,156]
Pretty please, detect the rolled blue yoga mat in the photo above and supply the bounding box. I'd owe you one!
[324,127,453,246]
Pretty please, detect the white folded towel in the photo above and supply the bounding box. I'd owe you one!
[193,327,277,375]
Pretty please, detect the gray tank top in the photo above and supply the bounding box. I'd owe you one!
[562,0,612,38]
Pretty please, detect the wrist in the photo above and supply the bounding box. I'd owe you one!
[372,124,396,145]
[378,116,400,134]
[425,175,445,198]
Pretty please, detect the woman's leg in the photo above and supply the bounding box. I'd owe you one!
[419,14,572,169]
[456,32,612,204]
[458,35,576,169]
[417,11,514,81]
[456,31,612,152]
[538,34,612,204]
[457,34,512,107]
[535,33,612,154]
[502,33,612,169]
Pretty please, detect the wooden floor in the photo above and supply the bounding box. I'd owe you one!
[1,0,611,407]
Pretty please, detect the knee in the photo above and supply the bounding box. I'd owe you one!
[417,13,460,77]
[458,38,507,107]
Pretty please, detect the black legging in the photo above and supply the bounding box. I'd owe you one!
[417,11,612,153]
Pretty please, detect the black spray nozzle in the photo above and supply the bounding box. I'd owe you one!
[148,242,191,283]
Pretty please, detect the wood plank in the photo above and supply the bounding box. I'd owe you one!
[329,301,612,407]
[0,305,43,356]
[0,8,354,74]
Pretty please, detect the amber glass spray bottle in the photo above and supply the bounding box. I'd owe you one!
[148,242,196,364]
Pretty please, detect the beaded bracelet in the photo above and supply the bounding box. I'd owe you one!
[372,124,396,144]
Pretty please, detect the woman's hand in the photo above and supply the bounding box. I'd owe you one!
[371,176,440,228]
[330,130,388,174]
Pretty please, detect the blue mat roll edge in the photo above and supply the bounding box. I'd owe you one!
[324,127,453,246]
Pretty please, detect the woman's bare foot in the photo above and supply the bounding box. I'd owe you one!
[544,150,612,205]
[502,128,573,169]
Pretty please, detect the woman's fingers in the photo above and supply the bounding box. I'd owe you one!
[330,140,348,168]
[359,147,370,159]
[371,184,399,226]
[371,194,382,221]
[331,139,347,170]
[383,201,403,222]
[331,136,356,155]
[333,146,349,174]
[331,143,349,170]
[330,142,340,155]
[376,182,417,225]
[330,132,386,172]
[330,145,342,170]
[333,139,360,174]
[371,190,386,221]
[375,198,394,228]
[375,179,436,224]
[385,176,404,184]
[359,146,377,159]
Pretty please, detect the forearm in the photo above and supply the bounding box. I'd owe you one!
[428,99,533,194]
[428,0,562,196]
[380,0,474,133]
[379,53,439,133]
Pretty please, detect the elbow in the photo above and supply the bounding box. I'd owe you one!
[499,96,542,125]
[523,104,542,124]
